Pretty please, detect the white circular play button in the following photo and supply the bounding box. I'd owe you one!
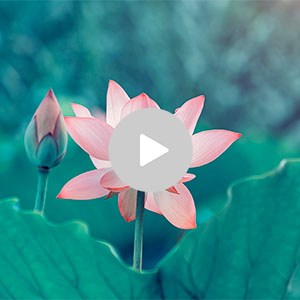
[109,108,193,192]
[139,134,169,167]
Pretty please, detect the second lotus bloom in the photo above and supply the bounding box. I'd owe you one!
[57,81,241,229]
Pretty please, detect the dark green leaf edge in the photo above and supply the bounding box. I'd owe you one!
[156,158,300,299]
[159,158,300,262]
[0,198,159,299]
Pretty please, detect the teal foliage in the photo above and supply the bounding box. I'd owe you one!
[1,0,300,270]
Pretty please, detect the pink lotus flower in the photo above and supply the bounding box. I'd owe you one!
[57,81,241,229]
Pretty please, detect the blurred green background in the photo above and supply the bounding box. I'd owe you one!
[0,0,299,268]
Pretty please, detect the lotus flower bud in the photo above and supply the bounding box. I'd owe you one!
[25,89,67,168]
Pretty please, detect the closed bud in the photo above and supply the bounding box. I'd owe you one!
[24,89,68,168]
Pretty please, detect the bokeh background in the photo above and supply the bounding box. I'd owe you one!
[1,0,299,268]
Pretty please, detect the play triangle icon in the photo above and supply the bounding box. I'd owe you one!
[139,134,169,167]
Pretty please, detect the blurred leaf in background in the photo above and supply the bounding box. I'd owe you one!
[1,0,300,268]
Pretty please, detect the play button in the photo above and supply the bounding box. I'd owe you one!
[139,134,169,167]
[109,108,193,192]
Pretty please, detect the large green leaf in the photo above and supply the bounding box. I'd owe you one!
[0,199,158,299]
[1,159,300,299]
[159,159,300,299]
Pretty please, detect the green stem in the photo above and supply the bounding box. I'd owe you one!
[34,166,50,214]
[133,191,145,271]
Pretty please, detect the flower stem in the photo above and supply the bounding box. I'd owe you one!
[133,191,145,271]
[34,166,50,214]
